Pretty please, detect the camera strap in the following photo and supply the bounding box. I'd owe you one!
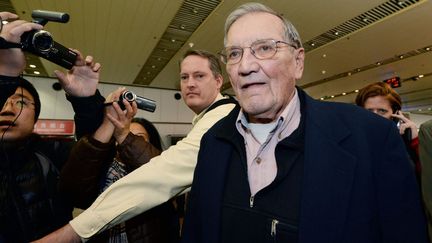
[0,37,22,49]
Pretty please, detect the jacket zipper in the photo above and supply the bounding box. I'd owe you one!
[271,219,279,237]
[249,195,254,208]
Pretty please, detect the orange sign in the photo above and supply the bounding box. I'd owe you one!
[34,119,75,135]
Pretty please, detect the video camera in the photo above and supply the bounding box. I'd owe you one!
[118,91,156,112]
[20,10,77,69]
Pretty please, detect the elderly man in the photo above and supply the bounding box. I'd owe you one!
[181,2,428,243]
[36,50,236,242]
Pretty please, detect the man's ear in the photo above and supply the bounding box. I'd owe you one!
[294,48,305,80]
[215,74,223,89]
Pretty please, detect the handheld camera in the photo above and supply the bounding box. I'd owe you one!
[118,91,156,113]
[20,10,77,69]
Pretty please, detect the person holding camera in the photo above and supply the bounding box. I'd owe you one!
[0,11,104,243]
[60,87,180,243]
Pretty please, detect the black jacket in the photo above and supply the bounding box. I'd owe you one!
[0,135,74,243]
[0,78,105,242]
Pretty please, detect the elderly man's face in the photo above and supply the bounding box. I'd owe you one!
[0,87,36,142]
[226,12,304,123]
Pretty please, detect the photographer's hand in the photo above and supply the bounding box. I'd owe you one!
[0,13,43,76]
[54,49,101,97]
[92,88,125,143]
[105,89,138,144]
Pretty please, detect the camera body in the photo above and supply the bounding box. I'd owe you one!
[20,10,77,69]
[118,91,156,112]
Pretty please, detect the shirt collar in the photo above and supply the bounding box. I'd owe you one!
[192,93,224,126]
[236,89,301,138]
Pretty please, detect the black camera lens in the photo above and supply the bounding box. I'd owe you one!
[123,91,136,101]
[32,30,53,52]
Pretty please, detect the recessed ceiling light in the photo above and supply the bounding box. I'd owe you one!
[331,95,335,98]
[376,62,381,65]
[192,8,199,14]
[310,43,315,47]
[157,57,162,61]
[354,89,359,93]
[189,42,194,48]
[342,92,346,96]
[320,97,324,100]
[147,71,151,75]
[151,65,156,69]
[334,31,339,35]
[29,64,36,68]
[321,70,326,74]
[399,55,404,59]
[171,39,176,43]
[347,72,352,76]
[426,47,431,51]
[180,24,186,30]
[356,68,361,72]
[33,71,40,75]
[362,18,368,22]
[322,54,326,58]
[418,74,424,78]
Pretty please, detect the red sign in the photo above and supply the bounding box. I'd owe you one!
[383,76,401,88]
[34,119,75,135]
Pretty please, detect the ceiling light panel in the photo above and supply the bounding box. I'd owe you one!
[303,0,424,52]
[134,0,221,85]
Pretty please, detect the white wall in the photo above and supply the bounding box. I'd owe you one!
[408,113,432,128]
[26,76,194,148]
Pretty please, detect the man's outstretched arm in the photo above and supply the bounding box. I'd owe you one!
[33,224,80,243]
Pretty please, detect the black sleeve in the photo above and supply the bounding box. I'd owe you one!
[0,75,20,107]
[66,89,105,139]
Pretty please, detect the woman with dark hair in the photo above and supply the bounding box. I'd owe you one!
[355,82,420,181]
[131,117,163,151]
[60,88,179,243]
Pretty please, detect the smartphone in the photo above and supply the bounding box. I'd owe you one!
[392,109,412,144]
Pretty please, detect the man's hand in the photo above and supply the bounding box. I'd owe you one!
[32,224,81,243]
[0,12,43,76]
[54,49,101,97]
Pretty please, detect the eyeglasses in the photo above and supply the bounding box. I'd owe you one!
[2,97,35,110]
[219,39,297,65]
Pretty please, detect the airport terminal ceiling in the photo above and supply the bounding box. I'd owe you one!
[4,0,432,115]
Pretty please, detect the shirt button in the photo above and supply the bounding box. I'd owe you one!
[256,157,262,164]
